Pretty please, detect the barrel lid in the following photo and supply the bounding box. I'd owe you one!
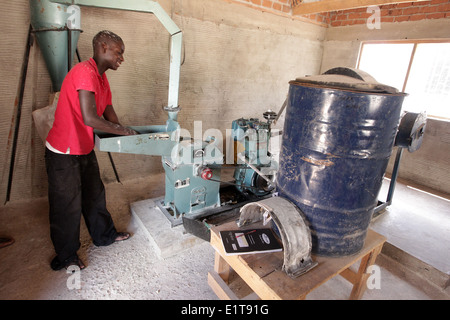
[291,67,402,94]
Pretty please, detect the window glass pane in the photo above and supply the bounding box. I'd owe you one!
[358,43,414,91]
[403,43,450,119]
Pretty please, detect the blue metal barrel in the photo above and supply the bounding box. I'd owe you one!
[277,68,406,256]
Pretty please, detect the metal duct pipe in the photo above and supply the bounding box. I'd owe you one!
[29,0,81,92]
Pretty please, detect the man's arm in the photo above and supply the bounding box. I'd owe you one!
[103,105,120,125]
[79,90,137,135]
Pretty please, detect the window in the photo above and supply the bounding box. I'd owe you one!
[357,40,450,120]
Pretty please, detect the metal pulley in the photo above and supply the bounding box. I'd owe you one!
[263,110,277,125]
[395,112,427,152]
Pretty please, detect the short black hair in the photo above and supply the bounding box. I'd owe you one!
[92,30,123,48]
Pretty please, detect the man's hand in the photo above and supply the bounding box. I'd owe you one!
[79,90,139,136]
[123,127,139,136]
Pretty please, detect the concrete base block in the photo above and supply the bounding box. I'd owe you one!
[130,197,205,260]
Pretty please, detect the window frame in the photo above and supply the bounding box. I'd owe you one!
[356,39,450,120]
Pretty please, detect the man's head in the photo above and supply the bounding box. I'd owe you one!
[93,30,125,72]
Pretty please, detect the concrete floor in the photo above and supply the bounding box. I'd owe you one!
[0,173,449,300]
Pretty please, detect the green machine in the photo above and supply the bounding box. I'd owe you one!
[95,109,279,227]
[232,110,278,197]
[95,118,224,227]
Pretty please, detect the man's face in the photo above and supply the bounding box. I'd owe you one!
[105,40,125,71]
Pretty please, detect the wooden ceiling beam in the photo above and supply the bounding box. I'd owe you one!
[292,0,430,15]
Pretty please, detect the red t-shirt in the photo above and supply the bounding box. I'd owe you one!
[46,58,112,155]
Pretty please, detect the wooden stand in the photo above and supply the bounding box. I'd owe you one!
[208,220,386,300]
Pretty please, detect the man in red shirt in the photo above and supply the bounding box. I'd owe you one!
[45,30,137,271]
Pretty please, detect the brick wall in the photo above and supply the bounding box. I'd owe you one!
[246,0,291,13]
[230,0,329,24]
[329,0,450,27]
[229,0,450,26]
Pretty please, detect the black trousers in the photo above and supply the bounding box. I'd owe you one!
[45,148,118,263]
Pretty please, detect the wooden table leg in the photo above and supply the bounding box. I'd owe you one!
[214,251,231,283]
[349,244,383,300]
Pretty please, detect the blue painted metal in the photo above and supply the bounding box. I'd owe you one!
[160,136,223,222]
[96,124,223,226]
[94,123,179,156]
[277,70,406,256]
[232,118,271,166]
